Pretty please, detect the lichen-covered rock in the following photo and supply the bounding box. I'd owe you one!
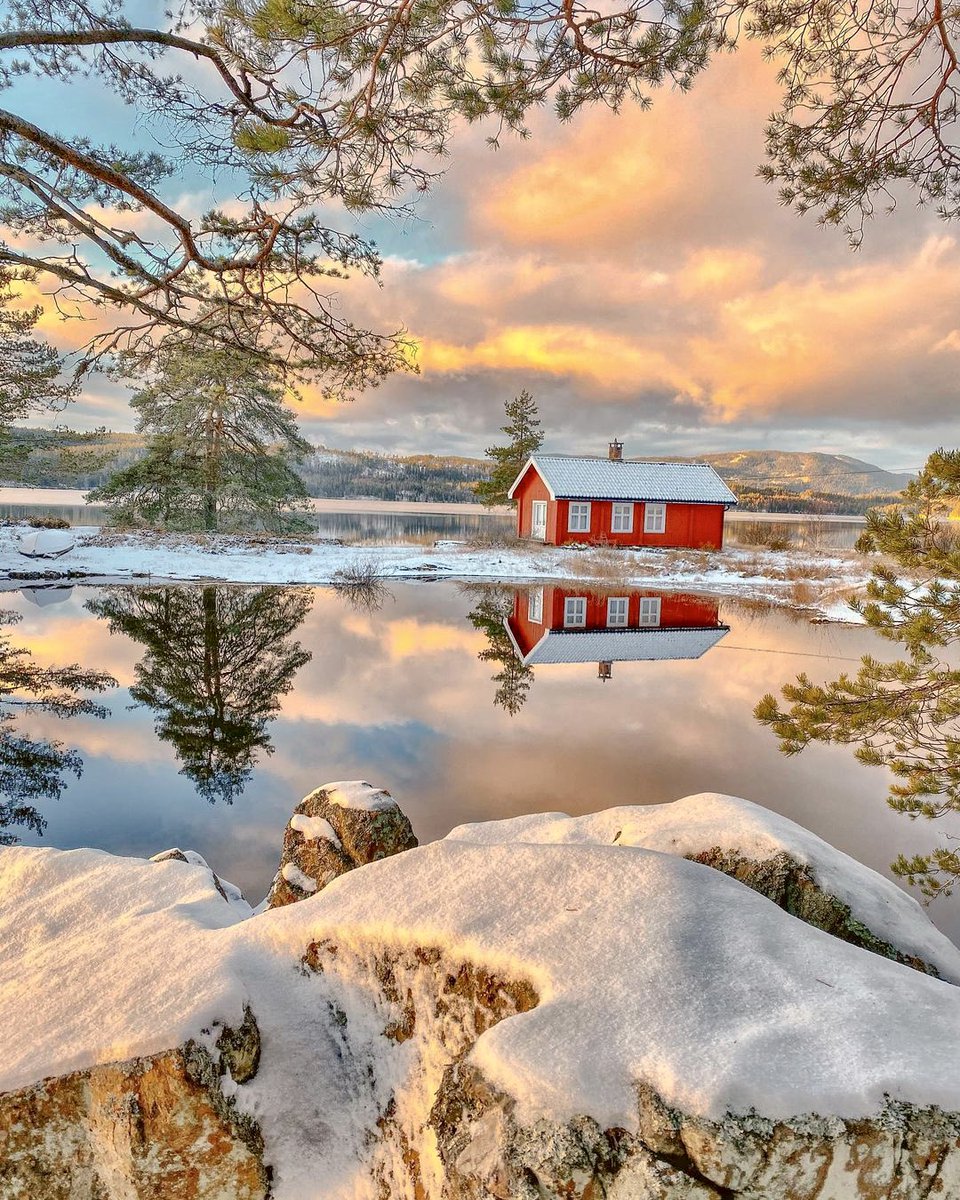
[0,1010,267,1200]
[266,780,417,908]
[7,797,960,1200]
[686,846,942,976]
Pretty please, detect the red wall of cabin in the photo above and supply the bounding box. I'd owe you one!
[513,468,726,549]
[508,587,722,656]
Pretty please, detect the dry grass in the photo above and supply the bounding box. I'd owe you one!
[562,544,634,587]
[463,529,526,550]
[330,558,392,612]
[729,521,796,551]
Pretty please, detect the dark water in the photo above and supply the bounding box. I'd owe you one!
[5,579,956,941]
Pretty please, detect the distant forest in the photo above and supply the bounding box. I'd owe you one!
[4,430,490,504]
[4,430,907,514]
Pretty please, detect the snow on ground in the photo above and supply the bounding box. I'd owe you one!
[0,523,869,612]
[5,789,960,1198]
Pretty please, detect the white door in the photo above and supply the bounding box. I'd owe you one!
[531,500,548,540]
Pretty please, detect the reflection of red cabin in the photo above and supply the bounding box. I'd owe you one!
[505,586,729,667]
[507,448,737,549]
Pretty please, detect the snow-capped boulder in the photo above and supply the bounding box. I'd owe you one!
[266,781,417,908]
[446,793,960,982]
[4,795,960,1199]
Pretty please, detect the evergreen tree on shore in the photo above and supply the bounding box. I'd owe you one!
[756,449,960,897]
[90,343,312,533]
[474,391,543,507]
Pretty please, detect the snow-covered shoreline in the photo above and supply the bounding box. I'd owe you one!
[0,523,870,613]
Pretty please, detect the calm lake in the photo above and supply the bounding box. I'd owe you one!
[6,578,958,944]
[0,487,866,548]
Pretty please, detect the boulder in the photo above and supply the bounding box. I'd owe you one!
[266,780,417,908]
[4,794,960,1200]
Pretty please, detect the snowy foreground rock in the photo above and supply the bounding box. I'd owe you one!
[3,791,960,1199]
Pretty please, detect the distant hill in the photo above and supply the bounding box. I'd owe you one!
[5,433,913,513]
[699,451,914,497]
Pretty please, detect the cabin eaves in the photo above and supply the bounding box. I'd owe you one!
[507,455,738,505]
[504,621,730,665]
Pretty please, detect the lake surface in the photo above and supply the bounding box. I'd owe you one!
[6,579,955,940]
[0,487,864,548]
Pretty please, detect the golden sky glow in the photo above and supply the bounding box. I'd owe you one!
[19,42,959,466]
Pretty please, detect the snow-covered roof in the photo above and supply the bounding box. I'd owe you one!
[508,455,738,504]
[507,623,729,665]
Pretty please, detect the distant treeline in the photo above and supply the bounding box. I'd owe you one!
[4,429,491,503]
[730,485,902,515]
[6,430,907,514]
[298,448,486,502]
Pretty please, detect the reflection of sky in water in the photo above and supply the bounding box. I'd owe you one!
[6,581,959,943]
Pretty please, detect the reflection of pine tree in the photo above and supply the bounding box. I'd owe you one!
[0,610,113,842]
[88,586,312,804]
[466,588,534,717]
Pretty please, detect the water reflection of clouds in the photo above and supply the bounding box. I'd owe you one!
[7,582,960,940]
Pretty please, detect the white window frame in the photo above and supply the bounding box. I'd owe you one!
[639,597,662,627]
[527,587,544,624]
[611,502,634,533]
[567,502,592,534]
[531,500,548,540]
[563,597,587,628]
[644,502,667,534]
[606,597,629,628]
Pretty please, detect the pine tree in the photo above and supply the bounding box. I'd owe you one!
[755,449,960,897]
[467,588,535,716]
[90,343,313,533]
[0,610,114,843]
[474,390,544,507]
[0,270,78,479]
[87,585,313,804]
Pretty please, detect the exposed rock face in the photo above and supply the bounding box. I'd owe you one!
[0,1009,267,1200]
[266,782,417,908]
[687,847,943,976]
[434,1067,960,1199]
[6,791,960,1200]
[306,938,960,1200]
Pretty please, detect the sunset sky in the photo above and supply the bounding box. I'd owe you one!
[15,36,960,470]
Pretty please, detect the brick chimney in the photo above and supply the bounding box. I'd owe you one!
[608,440,623,461]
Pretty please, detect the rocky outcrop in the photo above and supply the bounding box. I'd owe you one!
[433,1068,960,1199]
[6,791,960,1200]
[0,1008,267,1200]
[305,937,960,1200]
[686,846,943,976]
[266,781,417,908]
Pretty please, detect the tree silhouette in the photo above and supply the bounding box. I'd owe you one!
[466,587,534,716]
[87,585,313,804]
[0,608,114,842]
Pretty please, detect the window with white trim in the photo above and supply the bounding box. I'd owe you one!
[568,502,591,533]
[611,502,634,533]
[527,587,544,624]
[607,597,629,627]
[563,597,587,627]
[639,597,662,627]
[644,502,666,533]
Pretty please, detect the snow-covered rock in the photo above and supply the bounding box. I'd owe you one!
[446,793,960,982]
[4,792,960,1199]
[265,781,417,908]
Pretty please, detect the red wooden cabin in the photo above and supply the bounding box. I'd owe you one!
[507,444,737,549]
[505,586,729,672]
